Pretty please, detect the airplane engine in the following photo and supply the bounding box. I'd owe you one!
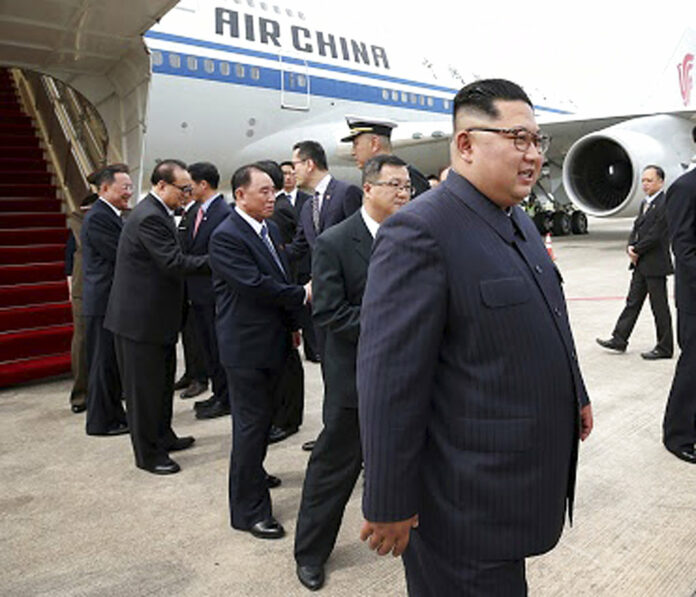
[562,115,695,217]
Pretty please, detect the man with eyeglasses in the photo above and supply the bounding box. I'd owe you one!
[294,155,410,591]
[357,79,592,595]
[342,116,430,199]
[105,159,210,475]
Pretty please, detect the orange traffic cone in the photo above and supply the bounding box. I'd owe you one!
[545,233,555,261]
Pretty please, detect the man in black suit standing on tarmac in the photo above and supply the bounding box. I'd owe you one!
[81,163,131,437]
[294,155,411,591]
[597,165,673,359]
[105,159,210,475]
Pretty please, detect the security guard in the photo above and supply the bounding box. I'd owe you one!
[341,116,430,198]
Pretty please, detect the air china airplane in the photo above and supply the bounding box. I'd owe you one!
[141,1,696,234]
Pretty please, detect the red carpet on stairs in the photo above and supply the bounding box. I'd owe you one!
[0,68,73,387]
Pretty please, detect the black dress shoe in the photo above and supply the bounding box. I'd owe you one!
[265,473,281,488]
[139,457,181,475]
[249,517,285,539]
[304,352,321,363]
[596,337,627,352]
[297,564,325,591]
[193,395,216,411]
[641,348,672,360]
[181,379,208,399]
[168,436,195,452]
[88,422,129,436]
[302,440,316,452]
[665,444,696,463]
[195,400,230,420]
[173,375,191,391]
[268,425,298,444]
[71,404,86,414]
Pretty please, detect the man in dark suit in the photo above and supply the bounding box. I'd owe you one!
[81,164,131,436]
[174,195,209,400]
[209,164,309,539]
[597,165,673,359]
[341,116,430,198]
[285,140,362,452]
[184,161,232,420]
[663,160,696,464]
[294,155,411,591]
[105,159,209,475]
[356,80,593,595]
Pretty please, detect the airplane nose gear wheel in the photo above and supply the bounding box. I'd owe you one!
[533,212,553,234]
[571,211,588,234]
[552,212,571,236]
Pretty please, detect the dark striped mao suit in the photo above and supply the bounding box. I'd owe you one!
[357,171,590,596]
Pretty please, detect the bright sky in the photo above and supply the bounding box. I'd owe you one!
[300,0,695,113]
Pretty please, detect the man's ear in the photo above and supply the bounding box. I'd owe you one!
[455,130,473,162]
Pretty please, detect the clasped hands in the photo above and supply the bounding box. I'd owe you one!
[359,514,419,557]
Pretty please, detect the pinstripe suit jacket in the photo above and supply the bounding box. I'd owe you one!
[357,170,590,562]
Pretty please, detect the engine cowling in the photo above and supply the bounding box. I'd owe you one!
[562,115,694,217]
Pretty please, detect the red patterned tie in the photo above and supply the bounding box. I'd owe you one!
[193,206,204,237]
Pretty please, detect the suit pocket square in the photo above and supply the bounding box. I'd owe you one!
[479,277,530,308]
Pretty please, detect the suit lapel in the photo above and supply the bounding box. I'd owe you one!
[232,210,287,281]
[319,177,337,231]
[351,211,373,265]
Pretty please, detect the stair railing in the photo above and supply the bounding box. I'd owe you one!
[12,69,110,214]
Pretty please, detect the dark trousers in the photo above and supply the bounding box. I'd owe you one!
[294,404,362,566]
[225,364,284,529]
[114,334,177,468]
[403,530,527,597]
[69,297,87,407]
[272,348,304,431]
[192,303,228,404]
[181,301,207,383]
[84,315,125,434]
[300,302,319,359]
[663,311,696,450]
[613,270,673,354]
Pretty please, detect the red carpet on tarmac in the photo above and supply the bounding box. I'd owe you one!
[0,68,72,387]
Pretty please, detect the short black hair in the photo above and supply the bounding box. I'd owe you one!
[232,164,271,193]
[88,163,130,187]
[254,160,284,191]
[188,161,219,188]
[150,159,187,185]
[452,79,533,126]
[363,154,407,185]
[280,160,294,169]
[293,140,328,171]
[80,192,99,208]
[644,164,665,181]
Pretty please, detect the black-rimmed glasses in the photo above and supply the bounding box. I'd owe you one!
[371,181,412,193]
[465,127,550,154]
[168,182,193,194]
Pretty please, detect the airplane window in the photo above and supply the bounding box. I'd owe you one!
[286,8,293,16]
[260,1,267,8]
[204,59,214,74]
[410,93,417,104]
[443,99,450,109]
[391,90,399,101]
[169,53,181,68]
[251,67,260,80]
[419,95,425,105]
[236,64,245,77]
[187,56,198,71]
[401,92,408,103]
[427,97,434,107]
[220,62,230,76]
[382,89,389,100]
[297,74,306,87]
[151,50,163,66]
[273,5,280,12]
[298,11,305,19]
[247,0,255,7]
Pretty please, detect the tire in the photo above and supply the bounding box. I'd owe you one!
[570,211,588,234]
[552,212,571,236]
[533,212,552,235]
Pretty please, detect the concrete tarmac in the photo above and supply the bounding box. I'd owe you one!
[1,217,695,596]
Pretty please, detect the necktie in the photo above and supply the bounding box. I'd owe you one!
[193,206,204,237]
[260,223,286,278]
[312,191,321,233]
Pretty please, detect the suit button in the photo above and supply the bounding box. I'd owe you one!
[535,265,543,274]
[554,307,562,316]
[571,351,577,360]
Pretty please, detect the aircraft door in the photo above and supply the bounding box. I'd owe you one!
[279,56,310,111]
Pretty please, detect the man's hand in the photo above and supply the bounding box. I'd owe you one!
[580,404,593,441]
[627,245,639,266]
[292,331,301,349]
[359,515,419,557]
[304,281,312,303]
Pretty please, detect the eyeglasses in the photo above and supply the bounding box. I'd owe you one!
[465,127,550,154]
[291,159,308,167]
[371,180,412,193]
[168,182,193,194]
